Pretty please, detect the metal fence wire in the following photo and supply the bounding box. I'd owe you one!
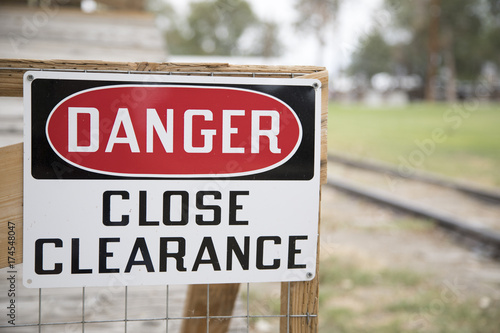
[1,265,315,332]
[0,68,321,333]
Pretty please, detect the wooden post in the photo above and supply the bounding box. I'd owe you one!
[0,59,324,97]
[0,59,328,333]
[0,143,23,269]
[279,70,328,333]
[180,284,241,333]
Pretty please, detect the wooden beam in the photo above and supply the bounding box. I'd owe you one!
[0,59,325,97]
[299,70,329,186]
[278,70,328,333]
[0,143,23,269]
[180,284,241,333]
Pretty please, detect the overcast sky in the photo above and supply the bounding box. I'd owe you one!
[168,0,384,73]
[250,0,384,71]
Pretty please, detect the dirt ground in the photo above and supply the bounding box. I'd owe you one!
[322,160,500,294]
[318,182,500,332]
[320,186,500,296]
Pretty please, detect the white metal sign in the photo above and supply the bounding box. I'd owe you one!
[23,71,321,288]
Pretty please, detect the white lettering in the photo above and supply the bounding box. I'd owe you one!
[65,108,284,155]
[222,110,245,153]
[68,107,99,152]
[184,109,216,153]
[105,108,140,153]
[146,108,173,153]
[251,110,281,154]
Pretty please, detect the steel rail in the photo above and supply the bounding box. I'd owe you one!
[327,175,500,257]
[328,153,500,204]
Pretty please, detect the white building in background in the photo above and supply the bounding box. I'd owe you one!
[0,3,166,62]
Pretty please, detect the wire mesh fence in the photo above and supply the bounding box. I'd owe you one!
[1,265,317,332]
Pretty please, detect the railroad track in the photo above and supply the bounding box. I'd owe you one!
[326,153,500,258]
[328,153,500,203]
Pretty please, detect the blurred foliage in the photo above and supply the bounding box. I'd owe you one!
[348,0,500,99]
[294,0,342,64]
[348,30,393,79]
[294,0,341,46]
[158,0,282,57]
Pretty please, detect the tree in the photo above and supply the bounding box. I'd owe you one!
[247,21,283,58]
[294,0,342,65]
[348,0,500,101]
[348,29,392,79]
[161,0,282,57]
[426,0,441,101]
[186,0,257,55]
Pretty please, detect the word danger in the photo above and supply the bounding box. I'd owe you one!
[46,85,302,176]
[33,190,308,275]
[67,107,281,154]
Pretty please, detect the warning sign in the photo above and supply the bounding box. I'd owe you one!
[23,71,321,288]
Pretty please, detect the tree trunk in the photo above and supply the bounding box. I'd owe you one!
[425,0,441,101]
[443,48,457,102]
[442,27,457,102]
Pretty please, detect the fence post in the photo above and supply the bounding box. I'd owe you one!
[0,143,23,269]
[279,70,328,333]
[180,284,240,333]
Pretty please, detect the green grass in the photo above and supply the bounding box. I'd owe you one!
[318,255,500,333]
[387,218,435,232]
[319,256,424,289]
[327,102,500,187]
[384,294,500,333]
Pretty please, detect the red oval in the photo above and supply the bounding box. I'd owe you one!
[46,85,302,177]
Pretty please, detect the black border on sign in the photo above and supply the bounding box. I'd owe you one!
[31,78,316,180]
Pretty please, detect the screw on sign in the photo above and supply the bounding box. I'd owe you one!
[23,71,322,288]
